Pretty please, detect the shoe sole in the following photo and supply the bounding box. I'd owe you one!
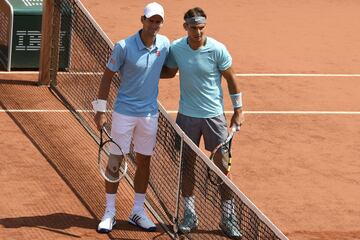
[97,219,116,233]
[128,219,157,232]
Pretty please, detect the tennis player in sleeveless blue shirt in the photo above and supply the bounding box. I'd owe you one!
[161,7,245,239]
[92,2,169,234]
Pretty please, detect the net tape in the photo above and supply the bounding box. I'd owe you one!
[48,1,287,239]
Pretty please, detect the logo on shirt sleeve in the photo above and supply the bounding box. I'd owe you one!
[156,51,161,57]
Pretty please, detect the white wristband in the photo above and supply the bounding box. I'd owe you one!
[92,99,107,112]
[230,93,242,109]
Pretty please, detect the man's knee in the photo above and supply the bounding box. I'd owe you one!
[136,153,151,168]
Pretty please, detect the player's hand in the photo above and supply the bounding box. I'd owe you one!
[231,108,244,131]
[94,112,107,131]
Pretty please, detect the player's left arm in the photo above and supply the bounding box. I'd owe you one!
[161,65,178,78]
[222,66,245,129]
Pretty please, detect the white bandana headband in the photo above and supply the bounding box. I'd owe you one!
[185,16,207,25]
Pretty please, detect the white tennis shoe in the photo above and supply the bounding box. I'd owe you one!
[128,212,157,232]
[97,210,116,233]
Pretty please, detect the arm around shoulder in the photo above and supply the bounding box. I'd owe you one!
[160,65,178,79]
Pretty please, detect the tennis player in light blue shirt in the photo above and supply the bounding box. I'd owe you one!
[92,2,169,234]
[107,32,169,117]
[161,7,245,239]
[165,36,232,118]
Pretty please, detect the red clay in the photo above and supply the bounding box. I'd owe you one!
[1,1,360,240]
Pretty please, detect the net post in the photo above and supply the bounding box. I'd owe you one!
[49,0,61,86]
[38,0,54,85]
[172,136,184,237]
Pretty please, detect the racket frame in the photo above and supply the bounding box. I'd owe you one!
[98,126,128,183]
[208,125,239,186]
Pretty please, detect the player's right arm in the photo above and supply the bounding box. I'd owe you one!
[94,67,116,130]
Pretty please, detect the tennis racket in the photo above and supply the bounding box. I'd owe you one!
[208,125,239,185]
[98,126,128,183]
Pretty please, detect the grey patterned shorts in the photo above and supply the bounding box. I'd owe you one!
[176,113,228,151]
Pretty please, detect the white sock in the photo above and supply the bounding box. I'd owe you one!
[132,193,146,214]
[184,196,196,214]
[222,199,234,219]
[105,193,116,215]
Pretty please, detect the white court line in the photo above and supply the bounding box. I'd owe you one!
[0,71,102,75]
[58,72,103,75]
[0,71,39,74]
[168,110,360,115]
[235,73,360,77]
[174,73,360,77]
[0,109,93,113]
[1,109,360,115]
[2,72,360,77]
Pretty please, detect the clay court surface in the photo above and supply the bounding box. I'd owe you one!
[1,0,360,239]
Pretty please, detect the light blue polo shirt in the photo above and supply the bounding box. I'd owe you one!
[107,30,170,117]
[165,37,232,118]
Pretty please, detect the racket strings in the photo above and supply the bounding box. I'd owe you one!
[207,137,234,186]
[220,143,232,170]
[98,128,128,182]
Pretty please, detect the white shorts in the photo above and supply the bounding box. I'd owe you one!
[110,111,158,156]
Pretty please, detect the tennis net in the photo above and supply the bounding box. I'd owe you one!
[46,1,288,239]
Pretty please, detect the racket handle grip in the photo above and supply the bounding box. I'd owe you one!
[231,124,240,132]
